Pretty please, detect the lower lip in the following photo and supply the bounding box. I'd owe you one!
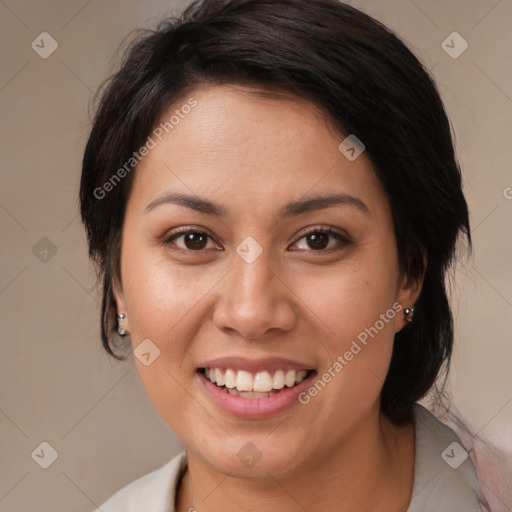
[197,371,316,418]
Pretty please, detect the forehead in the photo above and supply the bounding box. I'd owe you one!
[129,85,386,217]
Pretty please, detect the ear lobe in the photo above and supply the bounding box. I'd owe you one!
[112,277,130,332]
[394,283,421,334]
[394,255,427,333]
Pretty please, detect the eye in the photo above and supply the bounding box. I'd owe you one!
[164,228,220,252]
[163,225,352,254]
[290,226,351,252]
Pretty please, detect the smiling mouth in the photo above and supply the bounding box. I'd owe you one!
[198,367,316,398]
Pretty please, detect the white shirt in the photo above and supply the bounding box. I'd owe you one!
[95,403,486,511]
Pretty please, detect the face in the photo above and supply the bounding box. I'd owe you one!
[115,85,420,479]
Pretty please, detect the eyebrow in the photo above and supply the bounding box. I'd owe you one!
[144,192,369,217]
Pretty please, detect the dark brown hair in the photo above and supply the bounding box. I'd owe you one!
[80,0,471,424]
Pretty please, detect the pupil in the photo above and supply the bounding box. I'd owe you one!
[308,232,328,250]
[185,232,207,250]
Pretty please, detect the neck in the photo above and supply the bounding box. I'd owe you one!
[176,406,415,512]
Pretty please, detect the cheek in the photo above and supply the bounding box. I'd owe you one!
[300,248,399,405]
[305,248,399,339]
[123,260,204,349]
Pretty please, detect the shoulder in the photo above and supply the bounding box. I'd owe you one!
[95,451,187,512]
[407,403,487,512]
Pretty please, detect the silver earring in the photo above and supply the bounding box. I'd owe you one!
[404,307,415,322]
[117,313,127,336]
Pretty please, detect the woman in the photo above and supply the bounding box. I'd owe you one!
[80,0,492,510]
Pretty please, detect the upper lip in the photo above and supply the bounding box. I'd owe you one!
[198,356,315,373]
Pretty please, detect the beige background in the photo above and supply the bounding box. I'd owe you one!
[0,0,511,511]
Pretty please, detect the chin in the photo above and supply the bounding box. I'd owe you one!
[194,434,309,479]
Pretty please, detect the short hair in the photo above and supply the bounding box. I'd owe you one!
[79,0,471,425]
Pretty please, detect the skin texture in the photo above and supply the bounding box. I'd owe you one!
[114,85,423,511]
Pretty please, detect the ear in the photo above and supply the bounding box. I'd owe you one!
[394,255,427,333]
[112,275,130,334]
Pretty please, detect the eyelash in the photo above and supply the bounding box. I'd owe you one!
[163,225,352,255]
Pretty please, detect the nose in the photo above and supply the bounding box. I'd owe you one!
[212,247,297,340]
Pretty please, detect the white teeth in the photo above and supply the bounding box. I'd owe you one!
[295,370,307,384]
[235,370,254,391]
[253,371,273,392]
[272,370,285,389]
[285,370,296,387]
[203,367,310,392]
[214,368,225,386]
[224,369,236,389]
